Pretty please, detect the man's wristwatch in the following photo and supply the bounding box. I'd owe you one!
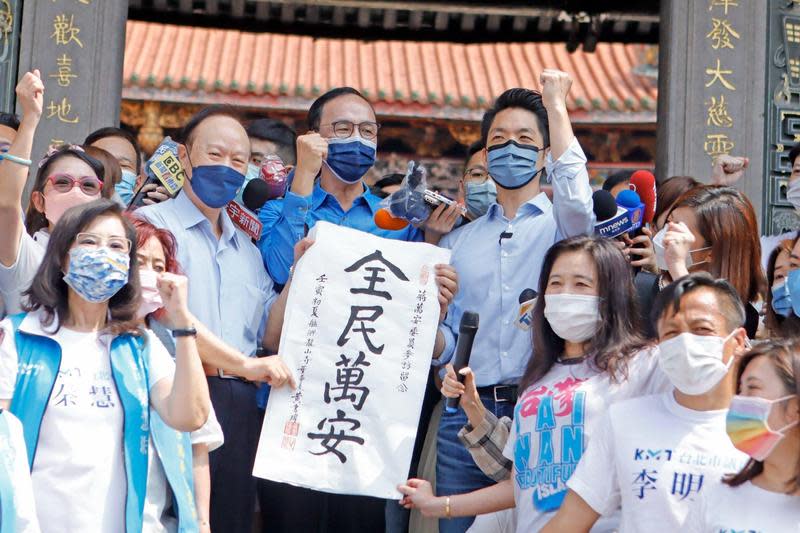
[171,326,197,338]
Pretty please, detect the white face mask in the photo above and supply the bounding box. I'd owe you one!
[652,227,711,272]
[787,179,800,211]
[544,294,600,343]
[657,331,736,395]
[137,269,163,319]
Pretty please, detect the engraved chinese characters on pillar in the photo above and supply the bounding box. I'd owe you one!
[702,0,741,159]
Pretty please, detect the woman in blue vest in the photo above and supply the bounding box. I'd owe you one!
[0,199,210,533]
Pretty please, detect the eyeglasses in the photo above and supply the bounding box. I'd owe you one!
[463,167,489,183]
[75,232,132,253]
[47,173,103,195]
[323,121,381,140]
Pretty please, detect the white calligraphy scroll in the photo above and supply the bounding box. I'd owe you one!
[253,221,451,499]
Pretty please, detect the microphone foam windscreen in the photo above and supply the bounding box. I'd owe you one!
[616,189,642,208]
[592,190,618,222]
[374,208,410,230]
[630,170,657,223]
[242,179,271,212]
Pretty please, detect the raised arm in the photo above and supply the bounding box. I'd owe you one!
[541,69,594,238]
[0,71,43,267]
[150,273,210,432]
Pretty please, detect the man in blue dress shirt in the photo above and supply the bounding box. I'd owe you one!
[137,106,295,533]
[432,70,595,533]
[257,87,459,532]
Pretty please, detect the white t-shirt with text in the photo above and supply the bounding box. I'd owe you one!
[0,312,174,533]
[501,349,670,533]
[567,392,748,533]
[685,479,800,533]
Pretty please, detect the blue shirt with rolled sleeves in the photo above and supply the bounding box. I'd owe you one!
[435,138,595,387]
[136,191,277,356]
[258,180,421,285]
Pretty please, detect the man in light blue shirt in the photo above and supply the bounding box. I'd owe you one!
[136,105,294,533]
[257,87,441,286]
[432,71,594,533]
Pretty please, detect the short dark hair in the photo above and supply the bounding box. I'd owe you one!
[602,170,633,192]
[480,88,550,148]
[651,273,746,334]
[246,118,298,165]
[519,236,649,391]
[84,127,143,175]
[790,143,800,168]
[370,173,405,199]
[465,140,485,166]
[179,104,245,148]
[0,112,20,131]
[307,87,373,131]
[24,145,110,236]
[23,199,142,336]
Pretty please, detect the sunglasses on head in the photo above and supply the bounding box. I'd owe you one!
[47,173,103,195]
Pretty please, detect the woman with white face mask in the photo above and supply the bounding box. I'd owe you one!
[685,339,800,533]
[128,215,223,533]
[398,236,670,532]
[651,185,765,338]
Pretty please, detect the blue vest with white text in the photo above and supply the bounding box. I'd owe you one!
[7,313,198,532]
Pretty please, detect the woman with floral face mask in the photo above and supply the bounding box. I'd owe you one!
[0,73,113,316]
[0,199,210,533]
[652,185,765,338]
[684,339,800,532]
[399,236,670,532]
[128,214,223,533]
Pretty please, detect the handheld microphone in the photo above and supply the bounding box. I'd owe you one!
[444,311,480,413]
[592,189,618,222]
[616,190,645,237]
[593,189,644,239]
[629,170,657,224]
[516,289,537,330]
[127,137,185,210]
[242,178,271,214]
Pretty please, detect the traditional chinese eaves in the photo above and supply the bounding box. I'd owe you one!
[122,21,658,124]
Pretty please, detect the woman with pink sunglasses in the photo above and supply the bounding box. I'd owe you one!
[0,70,113,315]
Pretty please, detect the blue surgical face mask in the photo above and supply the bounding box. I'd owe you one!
[324,137,377,184]
[190,164,246,208]
[787,269,800,318]
[771,282,793,317]
[115,169,138,206]
[63,247,130,303]
[465,180,497,218]
[487,139,543,190]
[245,163,260,183]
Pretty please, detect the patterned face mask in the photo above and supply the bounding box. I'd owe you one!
[63,247,130,303]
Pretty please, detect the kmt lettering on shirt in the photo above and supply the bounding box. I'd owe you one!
[514,377,587,512]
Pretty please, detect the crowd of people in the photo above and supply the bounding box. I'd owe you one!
[0,63,797,533]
